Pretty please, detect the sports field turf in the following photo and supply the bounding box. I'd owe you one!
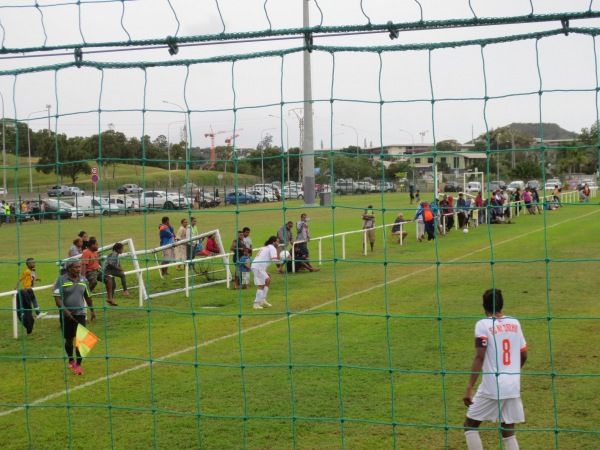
[0,192,598,449]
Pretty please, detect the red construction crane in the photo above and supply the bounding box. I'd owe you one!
[204,127,228,167]
[224,133,240,146]
[204,127,243,167]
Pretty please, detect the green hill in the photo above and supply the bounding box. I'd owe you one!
[508,122,578,140]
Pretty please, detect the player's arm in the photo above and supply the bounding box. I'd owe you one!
[520,349,528,368]
[84,291,96,322]
[463,342,486,407]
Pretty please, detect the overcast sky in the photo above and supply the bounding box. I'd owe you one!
[1,0,599,152]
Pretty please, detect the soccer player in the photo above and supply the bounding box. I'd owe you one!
[250,236,284,310]
[463,288,528,450]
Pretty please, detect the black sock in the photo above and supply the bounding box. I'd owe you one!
[65,343,74,362]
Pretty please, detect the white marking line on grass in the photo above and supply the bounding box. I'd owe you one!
[2,210,596,418]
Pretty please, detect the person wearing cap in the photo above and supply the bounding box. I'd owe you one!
[362,205,376,252]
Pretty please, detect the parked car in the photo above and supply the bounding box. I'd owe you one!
[357,181,377,192]
[67,186,86,196]
[506,180,526,193]
[282,187,304,199]
[526,180,540,190]
[334,180,363,195]
[443,181,462,192]
[117,184,144,194]
[72,196,124,216]
[141,191,189,209]
[566,179,580,190]
[224,190,257,205]
[488,181,503,192]
[490,180,507,190]
[0,187,6,195]
[39,198,79,219]
[545,178,562,190]
[196,190,221,208]
[47,185,71,197]
[250,187,278,202]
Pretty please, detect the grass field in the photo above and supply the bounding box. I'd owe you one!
[0,192,599,449]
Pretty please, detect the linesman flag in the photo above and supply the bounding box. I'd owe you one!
[76,325,100,357]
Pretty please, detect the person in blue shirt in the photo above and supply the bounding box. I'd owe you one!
[239,247,252,289]
[158,216,175,276]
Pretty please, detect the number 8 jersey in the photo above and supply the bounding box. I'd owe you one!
[474,315,527,399]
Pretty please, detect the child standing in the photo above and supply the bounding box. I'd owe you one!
[239,247,252,290]
[16,258,42,316]
[415,189,420,203]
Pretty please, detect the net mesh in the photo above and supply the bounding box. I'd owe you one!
[1,1,599,448]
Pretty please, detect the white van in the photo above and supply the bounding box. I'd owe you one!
[71,196,123,216]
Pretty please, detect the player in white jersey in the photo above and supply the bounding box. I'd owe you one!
[251,236,284,310]
[463,289,528,450]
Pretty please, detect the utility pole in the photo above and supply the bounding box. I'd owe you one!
[301,0,316,205]
[289,108,304,181]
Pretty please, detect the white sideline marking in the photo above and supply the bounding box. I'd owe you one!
[1,210,597,418]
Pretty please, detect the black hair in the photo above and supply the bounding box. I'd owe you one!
[113,242,124,252]
[482,289,504,314]
[78,231,87,238]
[264,236,278,246]
[26,258,34,264]
[162,216,169,224]
[243,227,250,232]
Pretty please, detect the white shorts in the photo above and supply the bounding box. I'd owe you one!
[467,392,525,424]
[252,268,269,286]
[241,272,250,285]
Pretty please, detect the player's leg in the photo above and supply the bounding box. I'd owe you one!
[463,417,483,450]
[260,275,272,307]
[501,423,518,449]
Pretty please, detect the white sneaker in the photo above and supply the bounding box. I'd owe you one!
[259,300,272,307]
[253,303,263,310]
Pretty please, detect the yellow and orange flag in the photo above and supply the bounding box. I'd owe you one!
[76,325,100,357]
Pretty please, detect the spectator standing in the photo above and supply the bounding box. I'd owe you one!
[81,239,116,306]
[475,191,484,224]
[175,218,190,271]
[414,202,425,242]
[277,221,294,251]
[296,213,311,257]
[456,193,469,229]
[230,230,246,289]
[53,261,96,376]
[251,236,284,310]
[159,216,175,276]
[422,201,436,241]
[103,242,131,299]
[552,185,561,205]
[362,205,376,252]
[242,227,253,254]
[463,289,528,450]
[409,185,415,204]
[239,247,252,289]
[415,190,421,203]
[16,258,42,316]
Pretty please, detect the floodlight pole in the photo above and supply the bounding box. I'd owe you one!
[1,91,5,193]
[302,0,316,206]
[27,109,47,193]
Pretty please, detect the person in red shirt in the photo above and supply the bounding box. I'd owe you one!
[81,238,116,306]
[422,201,435,241]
